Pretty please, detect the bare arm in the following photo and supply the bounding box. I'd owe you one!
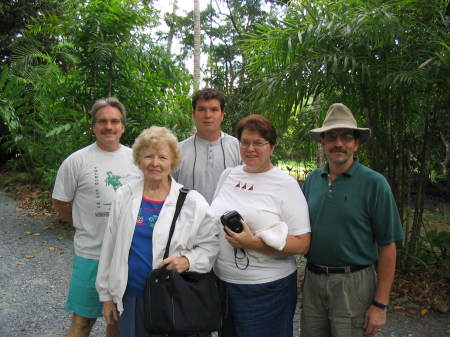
[52,198,73,224]
[373,242,397,304]
[363,242,397,335]
[224,221,311,256]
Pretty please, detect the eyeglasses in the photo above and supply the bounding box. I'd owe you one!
[239,140,270,148]
[322,132,355,143]
[95,119,122,126]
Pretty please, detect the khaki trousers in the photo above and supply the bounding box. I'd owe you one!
[300,265,376,337]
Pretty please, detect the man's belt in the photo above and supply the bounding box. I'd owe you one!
[307,262,371,274]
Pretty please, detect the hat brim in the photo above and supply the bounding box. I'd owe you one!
[309,125,371,144]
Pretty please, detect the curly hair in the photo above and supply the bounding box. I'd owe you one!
[132,126,181,170]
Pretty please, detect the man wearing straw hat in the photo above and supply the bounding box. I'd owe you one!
[301,103,404,337]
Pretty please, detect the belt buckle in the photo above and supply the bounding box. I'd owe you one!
[344,266,351,273]
[319,265,329,274]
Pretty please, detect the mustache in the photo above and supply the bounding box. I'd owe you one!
[330,147,347,153]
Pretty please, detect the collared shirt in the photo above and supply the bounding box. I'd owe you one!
[172,132,241,204]
[303,159,404,267]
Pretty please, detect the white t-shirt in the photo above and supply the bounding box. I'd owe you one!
[211,165,310,284]
[172,132,241,204]
[52,143,141,259]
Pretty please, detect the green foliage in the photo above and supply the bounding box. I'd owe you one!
[399,210,450,275]
[0,65,33,163]
[424,230,450,268]
[1,0,192,188]
[243,0,450,271]
[163,0,286,136]
[1,0,449,275]
[0,0,63,65]
[276,160,315,182]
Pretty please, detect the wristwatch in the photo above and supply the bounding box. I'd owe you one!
[372,299,388,310]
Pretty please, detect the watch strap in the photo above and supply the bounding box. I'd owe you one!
[371,299,388,310]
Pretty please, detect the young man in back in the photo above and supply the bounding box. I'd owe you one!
[173,88,241,203]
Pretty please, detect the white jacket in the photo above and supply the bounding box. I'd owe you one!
[96,177,220,313]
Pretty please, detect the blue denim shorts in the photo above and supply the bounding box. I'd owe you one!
[220,272,297,337]
[65,255,103,318]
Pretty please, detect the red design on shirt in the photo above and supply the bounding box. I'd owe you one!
[235,181,254,191]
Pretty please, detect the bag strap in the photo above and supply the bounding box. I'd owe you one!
[162,187,190,259]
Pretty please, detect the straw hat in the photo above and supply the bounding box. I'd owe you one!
[309,103,371,143]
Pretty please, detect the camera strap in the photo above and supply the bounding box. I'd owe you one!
[233,248,249,270]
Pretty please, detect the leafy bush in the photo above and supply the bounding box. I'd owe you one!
[1,0,194,189]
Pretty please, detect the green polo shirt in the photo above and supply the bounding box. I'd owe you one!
[303,159,404,267]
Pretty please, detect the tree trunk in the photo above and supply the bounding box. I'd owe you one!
[440,132,449,176]
[193,0,201,91]
[166,0,178,54]
[405,111,430,270]
[395,93,409,267]
[316,143,324,168]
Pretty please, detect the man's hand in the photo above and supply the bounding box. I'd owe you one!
[363,305,386,335]
[102,301,118,325]
[159,256,190,273]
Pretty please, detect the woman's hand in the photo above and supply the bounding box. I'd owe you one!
[102,301,118,325]
[224,220,258,250]
[159,256,190,273]
[225,220,310,257]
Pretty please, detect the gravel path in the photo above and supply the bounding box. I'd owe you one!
[0,189,448,337]
[0,190,106,337]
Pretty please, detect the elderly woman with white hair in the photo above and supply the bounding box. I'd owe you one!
[96,126,219,337]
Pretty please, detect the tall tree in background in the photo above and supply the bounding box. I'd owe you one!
[202,0,284,134]
[162,1,284,133]
[166,0,178,54]
[193,0,201,91]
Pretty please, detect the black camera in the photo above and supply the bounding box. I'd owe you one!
[220,211,243,233]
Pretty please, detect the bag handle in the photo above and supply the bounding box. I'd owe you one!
[162,187,190,260]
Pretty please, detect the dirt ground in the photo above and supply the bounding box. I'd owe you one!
[0,186,449,337]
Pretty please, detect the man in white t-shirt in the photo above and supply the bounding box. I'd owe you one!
[52,97,141,337]
[172,88,241,204]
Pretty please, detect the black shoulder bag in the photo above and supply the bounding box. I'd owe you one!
[144,188,222,336]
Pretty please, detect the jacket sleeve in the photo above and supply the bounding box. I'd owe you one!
[95,197,119,302]
[179,195,220,273]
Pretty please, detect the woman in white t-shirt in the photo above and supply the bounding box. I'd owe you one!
[211,114,311,337]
